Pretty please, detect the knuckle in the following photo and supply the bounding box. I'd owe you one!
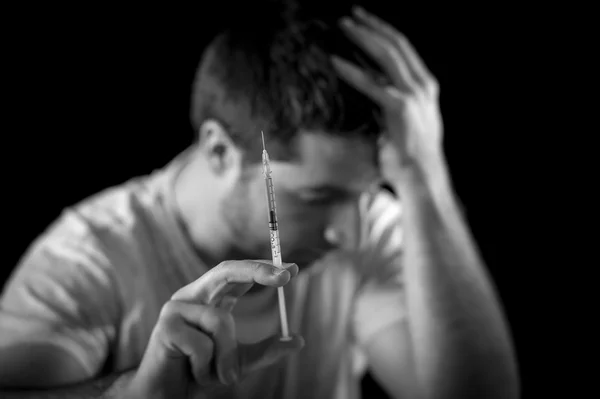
[155,305,181,336]
[193,305,215,327]
[209,309,232,336]
[425,77,439,94]
[159,300,180,320]
[216,260,231,269]
[204,309,224,335]
[251,261,264,273]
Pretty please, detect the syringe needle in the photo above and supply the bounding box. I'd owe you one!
[261,130,266,151]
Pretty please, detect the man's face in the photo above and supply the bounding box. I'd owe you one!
[221,131,381,270]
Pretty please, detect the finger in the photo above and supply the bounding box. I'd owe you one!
[171,260,298,304]
[162,301,238,385]
[238,334,305,376]
[256,259,300,278]
[331,55,389,105]
[352,6,434,85]
[217,295,238,312]
[340,17,413,92]
[167,319,215,384]
[155,302,216,383]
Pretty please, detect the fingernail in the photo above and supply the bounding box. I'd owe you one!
[284,262,297,268]
[273,267,286,275]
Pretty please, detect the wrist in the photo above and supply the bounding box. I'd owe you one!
[391,156,451,197]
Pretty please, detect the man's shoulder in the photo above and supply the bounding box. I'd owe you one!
[34,173,165,260]
[71,175,159,233]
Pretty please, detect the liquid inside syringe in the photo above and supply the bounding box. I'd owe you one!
[261,131,291,341]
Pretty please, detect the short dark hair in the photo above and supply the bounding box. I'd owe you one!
[190,3,382,163]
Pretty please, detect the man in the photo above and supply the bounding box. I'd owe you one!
[0,5,519,399]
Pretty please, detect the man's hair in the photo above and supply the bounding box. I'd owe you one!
[190,3,382,162]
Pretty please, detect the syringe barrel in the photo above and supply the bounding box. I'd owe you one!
[264,176,282,268]
[264,177,278,226]
[270,229,283,267]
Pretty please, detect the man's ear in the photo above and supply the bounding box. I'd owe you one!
[197,120,242,176]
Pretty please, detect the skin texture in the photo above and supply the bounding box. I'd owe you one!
[166,6,519,399]
[0,6,518,399]
[170,6,519,399]
[331,7,519,399]
[128,260,305,399]
[173,127,382,274]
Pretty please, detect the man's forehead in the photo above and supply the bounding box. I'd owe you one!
[271,131,381,189]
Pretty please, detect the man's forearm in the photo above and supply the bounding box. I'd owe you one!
[0,369,136,399]
[394,163,519,399]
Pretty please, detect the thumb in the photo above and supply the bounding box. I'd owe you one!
[238,334,305,377]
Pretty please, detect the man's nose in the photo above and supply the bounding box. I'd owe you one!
[323,198,365,251]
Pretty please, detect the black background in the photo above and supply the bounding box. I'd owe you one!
[3,1,542,397]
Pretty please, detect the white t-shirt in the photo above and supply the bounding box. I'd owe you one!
[0,147,405,399]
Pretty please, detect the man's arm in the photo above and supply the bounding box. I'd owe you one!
[332,7,519,398]
[0,344,136,399]
[368,166,519,399]
[1,371,136,399]
[0,211,126,396]
[0,343,91,387]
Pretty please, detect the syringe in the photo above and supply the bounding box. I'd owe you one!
[261,131,291,341]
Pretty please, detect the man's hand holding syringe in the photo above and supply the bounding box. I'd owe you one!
[124,133,303,399]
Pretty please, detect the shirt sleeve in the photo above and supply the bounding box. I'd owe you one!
[0,211,121,378]
[352,189,406,346]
